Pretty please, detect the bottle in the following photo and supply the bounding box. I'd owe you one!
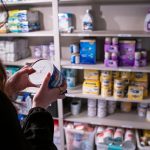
[82,9,93,31]
[144,9,150,32]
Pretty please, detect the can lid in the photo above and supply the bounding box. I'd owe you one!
[29,59,53,85]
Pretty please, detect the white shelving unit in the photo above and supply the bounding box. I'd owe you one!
[2,0,150,149]
[59,0,150,149]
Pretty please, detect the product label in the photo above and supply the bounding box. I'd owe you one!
[83,22,93,30]
[147,21,150,30]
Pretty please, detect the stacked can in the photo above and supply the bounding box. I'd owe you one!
[96,126,105,144]
[137,103,148,118]
[114,128,125,145]
[49,42,55,61]
[65,69,77,89]
[123,129,136,150]
[87,99,97,117]
[103,127,115,144]
[101,71,112,97]
[113,79,125,99]
[108,101,117,114]
[97,100,107,118]
[134,51,147,67]
[69,43,80,64]
[120,72,131,96]
[41,45,50,59]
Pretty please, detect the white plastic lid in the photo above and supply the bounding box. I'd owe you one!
[29,59,53,85]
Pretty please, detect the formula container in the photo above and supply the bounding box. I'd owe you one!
[123,130,136,150]
[88,99,97,107]
[137,103,148,118]
[101,71,112,80]
[84,69,99,80]
[66,76,76,89]
[146,108,150,122]
[58,13,73,33]
[69,43,79,53]
[114,128,124,145]
[96,126,105,144]
[121,102,132,113]
[82,9,93,31]
[88,107,97,117]
[97,100,107,118]
[101,79,112,88]
[114,79,124,89]
[87,99,97,117]
[29,59,64,88]
[101,87,112,97]
[71,53,80,64]
[112,71,120,79]
[108,101,116,114]
[144,9,150,32]
[114,89,124,99]
[103,127,114,145]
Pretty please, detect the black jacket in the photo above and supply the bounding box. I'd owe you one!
[0,91,57,150]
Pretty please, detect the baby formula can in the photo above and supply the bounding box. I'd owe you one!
[134,60,140,67]
[101,71,112,79]
[71,54,80,64]
[123,130,136,150]
[101,79,112,88]
[103,127,114,145]
[135,52,141,60]
[105,52,111,60]
[114,128,124,145]
[29,59,64,88]
[88,107,97,117]
[101,87,112,97]
[121,102,132,113]
[69,44,79,53]
[114,79,124,89]
[88,99,97,107]
[141,51,147,59]
[114,89,124,99]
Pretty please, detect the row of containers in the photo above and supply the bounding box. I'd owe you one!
[63,122,150,150]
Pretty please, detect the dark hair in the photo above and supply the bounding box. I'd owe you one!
[0,60,7,91]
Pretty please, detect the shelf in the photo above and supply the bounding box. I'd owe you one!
[61,30,150,38]
[64,111,150,130]
[59,0,150,5]
[0,0,52,7]
[61,60,150,73]
[66,86,150,104]
[4,57,38,66]
[0,30,53,37]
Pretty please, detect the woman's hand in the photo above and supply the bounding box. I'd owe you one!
[5,66,37,100]
[32,73,67,109]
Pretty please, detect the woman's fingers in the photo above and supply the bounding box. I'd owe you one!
[19,67,35,75]
[40,72,51,90]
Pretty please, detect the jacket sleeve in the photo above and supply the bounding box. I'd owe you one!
[0,91,32,150]
[22,107,57,150]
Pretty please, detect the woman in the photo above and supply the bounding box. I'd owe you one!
[0,60,66,150]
